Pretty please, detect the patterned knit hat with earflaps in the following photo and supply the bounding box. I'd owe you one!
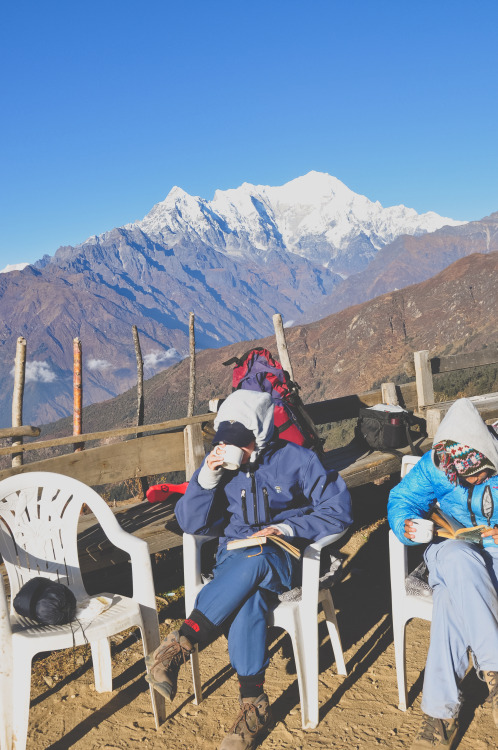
[434,440,495,485]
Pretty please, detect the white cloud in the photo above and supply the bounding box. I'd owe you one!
[283,319,294,328]
[87,358,112,371]
[143,348,180,370]
[10,361,57,383]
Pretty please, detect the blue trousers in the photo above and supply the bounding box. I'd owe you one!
[194,545,297,677]
[422,539,498,718]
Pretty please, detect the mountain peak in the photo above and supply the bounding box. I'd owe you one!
[275,171,352,200]
[126,172,466,274]
[164,185,192,202]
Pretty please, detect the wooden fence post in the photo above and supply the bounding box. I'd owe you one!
[11,336,26,468]
[184,314,203,481]
[73,338,83,451]
[426,407,443,439]
[187,312,196,418]
[132,325,148,498]
[381,382,399,406]
[414,350,435,410]
[133,326,145,434]
[272,313,294,380]
[184,424,205,480]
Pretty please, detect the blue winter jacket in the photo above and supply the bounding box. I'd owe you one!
[388,450,498,548]
[176,440,353,546]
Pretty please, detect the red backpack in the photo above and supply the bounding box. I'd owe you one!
[222,348,323,452]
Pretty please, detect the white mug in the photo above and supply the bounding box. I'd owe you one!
[217,444,244,471]
[411,518,434,543]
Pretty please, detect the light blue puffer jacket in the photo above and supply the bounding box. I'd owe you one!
[388,398,498,547]
[388,451,498,547]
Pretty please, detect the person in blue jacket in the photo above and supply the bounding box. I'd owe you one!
[388,398,498,750]
[145,389,352,750]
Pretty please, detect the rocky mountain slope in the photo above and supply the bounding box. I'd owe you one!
[300,211,498,321]
[0,229,341,426]
[40,251,498,440]
[0,172,461,427]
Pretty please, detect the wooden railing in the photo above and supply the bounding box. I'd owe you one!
[0,382,420,488]
[1,346,496,486]
[0,415,211,484]
[411,348,498,435]
[411,347,498,408]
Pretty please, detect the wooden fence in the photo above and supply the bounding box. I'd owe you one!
[1,346,497,489]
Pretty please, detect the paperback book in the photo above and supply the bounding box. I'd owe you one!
[227,535,301,560]
[430,508,489,543]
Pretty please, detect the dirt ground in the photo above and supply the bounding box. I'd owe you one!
[26,482,497,750]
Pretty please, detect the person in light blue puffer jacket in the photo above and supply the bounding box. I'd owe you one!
[388,398,498,750]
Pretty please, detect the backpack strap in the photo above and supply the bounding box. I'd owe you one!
[276,417,295,435]
[222,347,272,368]
[404,412,428,457]
[222,355,243,367]
[222,348,258,368]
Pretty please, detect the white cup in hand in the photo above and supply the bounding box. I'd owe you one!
[411,519,434,543]
[219,444,244,471]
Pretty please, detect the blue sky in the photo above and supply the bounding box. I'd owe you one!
[1,0,497,268]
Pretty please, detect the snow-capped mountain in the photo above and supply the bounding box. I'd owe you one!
[0,171,473,426]
[127,171,465,276]
[0,262,29,274]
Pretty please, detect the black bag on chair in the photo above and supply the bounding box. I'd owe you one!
[356,406,426,456]
[13,576,76,625]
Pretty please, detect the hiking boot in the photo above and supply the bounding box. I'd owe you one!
[411,714,458,749]
[484,670,498,727]
[219,694,271,749]
[144,630,194,701]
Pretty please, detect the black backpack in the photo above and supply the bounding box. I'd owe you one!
[356,406,427,457]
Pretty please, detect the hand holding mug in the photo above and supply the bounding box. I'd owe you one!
[207,443,244,471]
[206,444,226,471]
[404,518,434,543]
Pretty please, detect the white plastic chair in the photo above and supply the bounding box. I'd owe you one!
[183,530,347,730]
[389,454,433,711]
[0,472,165,750]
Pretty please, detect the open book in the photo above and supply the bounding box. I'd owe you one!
[430,508,489,543]
[227,535,301,560]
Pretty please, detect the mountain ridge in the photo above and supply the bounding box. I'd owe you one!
[38,250,498,442]
[0,172,474,427]
[299,211,498,322]
[127,171,464,276]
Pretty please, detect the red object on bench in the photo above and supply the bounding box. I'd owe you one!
[146,482,189,503]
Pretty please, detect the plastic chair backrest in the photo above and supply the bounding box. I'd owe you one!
[401,454,421,478]
[0,472,107,602]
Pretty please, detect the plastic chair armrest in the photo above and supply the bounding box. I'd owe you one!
[301,529,347,607]
[389,529,410,602]
[83,497,156,607]
[81,492,146,555]
[183,533,219,614]
[306,529,347,554]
